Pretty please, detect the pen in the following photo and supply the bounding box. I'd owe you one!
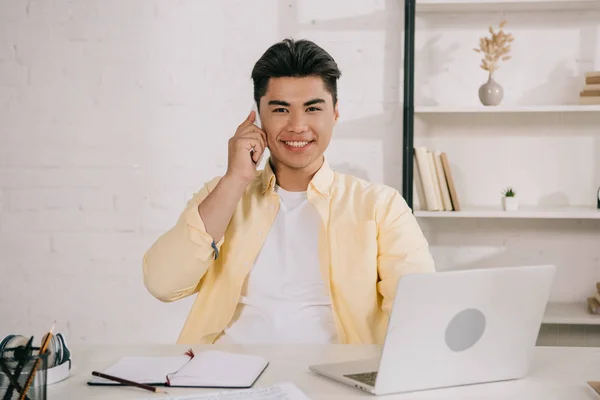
[91,371,166,393]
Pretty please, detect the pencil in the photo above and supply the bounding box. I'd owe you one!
[19,323,55,400]
[91,371,165,393]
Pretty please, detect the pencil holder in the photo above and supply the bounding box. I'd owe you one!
[0,346,47,400]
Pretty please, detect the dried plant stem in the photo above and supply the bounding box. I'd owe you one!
[474,20,514,75]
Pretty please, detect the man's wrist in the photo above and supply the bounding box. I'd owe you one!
[221,173,252,194]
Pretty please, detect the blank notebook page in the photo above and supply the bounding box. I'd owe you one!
[167,350,269,388]
[89,355,191,385]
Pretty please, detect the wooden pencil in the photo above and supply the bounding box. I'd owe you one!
[19,322,55,400]
[91,371,165,393]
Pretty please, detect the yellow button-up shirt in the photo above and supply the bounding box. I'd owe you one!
[142,159,435,345]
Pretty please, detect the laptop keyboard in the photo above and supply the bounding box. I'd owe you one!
[344,371,378,387]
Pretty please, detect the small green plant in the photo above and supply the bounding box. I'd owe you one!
[502,187,516,197]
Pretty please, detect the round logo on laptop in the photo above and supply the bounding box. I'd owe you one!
[445,308,486,352]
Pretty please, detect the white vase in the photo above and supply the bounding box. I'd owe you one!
[502,196,518,211]
[479,73,504,106]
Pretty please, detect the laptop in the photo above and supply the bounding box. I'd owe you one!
[309,264,556,396]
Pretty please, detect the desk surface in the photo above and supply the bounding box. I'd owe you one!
[48,344,600,399]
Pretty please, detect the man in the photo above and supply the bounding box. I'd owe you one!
[142,38,435,345]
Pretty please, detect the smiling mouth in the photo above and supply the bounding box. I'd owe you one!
[282,140,313,148]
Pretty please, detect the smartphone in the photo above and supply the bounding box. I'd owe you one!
[250,102,264,165]
[252,102,262,129]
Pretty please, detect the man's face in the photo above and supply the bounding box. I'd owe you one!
[258,76,339,171]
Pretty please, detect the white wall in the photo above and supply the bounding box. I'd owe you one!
[0,0,598,345]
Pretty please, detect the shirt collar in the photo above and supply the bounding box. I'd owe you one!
[260,157,334,197]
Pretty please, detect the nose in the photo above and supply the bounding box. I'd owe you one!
[286,112,308,133]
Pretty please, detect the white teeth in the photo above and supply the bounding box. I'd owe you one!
[284,141,310,148]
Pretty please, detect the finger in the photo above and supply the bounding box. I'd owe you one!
[250,139,265,163]
[253,145,267,164]
[252,138,265,161]
[240,132,267,155]
[239,127,266,151]
[253,125,267,147]
[238,137,265,160]
[248,144,263,164]
[251,140,265,163]
[236,110,256,133]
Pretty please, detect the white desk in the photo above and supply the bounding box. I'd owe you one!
[48,344,600,399]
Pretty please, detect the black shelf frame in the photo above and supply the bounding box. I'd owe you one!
[401,0,416,210]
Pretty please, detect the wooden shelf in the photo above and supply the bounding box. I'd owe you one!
[416,0,600,13]
[543,302,600,325]
[415,105,600,114]
[414,206,600,219]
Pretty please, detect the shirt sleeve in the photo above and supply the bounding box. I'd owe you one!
[142,176,224,302]
[376,188,436,315]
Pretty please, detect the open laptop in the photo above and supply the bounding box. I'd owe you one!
[309,264,556,396]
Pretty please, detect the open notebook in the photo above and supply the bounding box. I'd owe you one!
[87,350,269,388]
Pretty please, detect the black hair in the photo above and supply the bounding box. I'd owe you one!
[251,38,342,108]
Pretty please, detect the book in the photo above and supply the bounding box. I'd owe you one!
[428,151,444,211]
[413,147,461,211]
[586,76,600,85]
[586,71,600,85]
[440,152,460,212]
[413,158,428,210]
[587,297,600,315]
[138,382,312,400]
[87,350,269,388]
[414,147,439,210]
[434,151,453,211]
[578,96,600,105]
[583,84,600,91]
[581,90,600,96]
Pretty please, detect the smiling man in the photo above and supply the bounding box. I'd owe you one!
[142,38,435,345]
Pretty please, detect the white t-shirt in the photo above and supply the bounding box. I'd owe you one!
[214,186,338,344]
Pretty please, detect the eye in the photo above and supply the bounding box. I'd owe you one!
[306,107,321,112]
[273,108,288,113]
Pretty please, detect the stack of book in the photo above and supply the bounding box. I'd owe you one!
[587,282,600,315]
[413,146,460,211]
[578,71,600,105]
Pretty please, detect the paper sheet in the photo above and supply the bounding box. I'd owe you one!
[138,382,311,400]
[166,350,268,387]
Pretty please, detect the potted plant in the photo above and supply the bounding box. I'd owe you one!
[473,20,514,106]
[502,187,518,211]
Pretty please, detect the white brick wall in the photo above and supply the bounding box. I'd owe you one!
[0,0,598,345]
